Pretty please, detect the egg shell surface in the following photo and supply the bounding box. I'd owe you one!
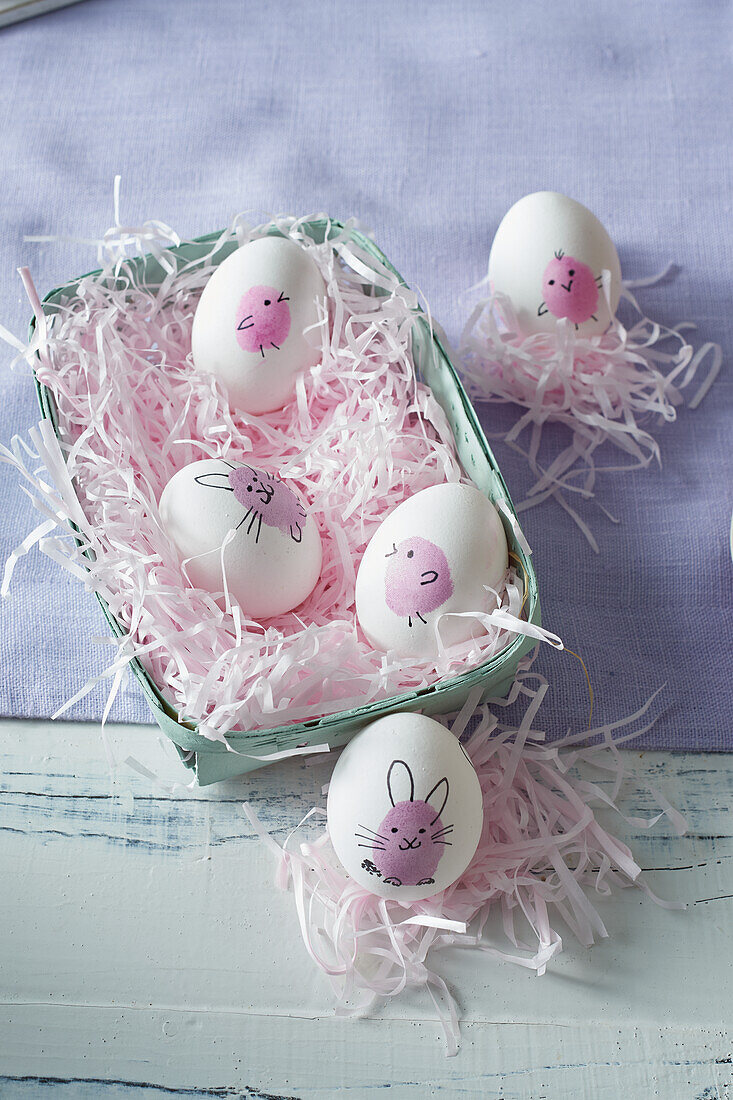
[191,236,327,414]
[488,191,621,337]
[327,712,484,902]
[355,482,509,657]
[158,458,322,618]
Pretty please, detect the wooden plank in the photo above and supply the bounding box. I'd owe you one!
[0,1011,731,1098]
[1,718,731,1097]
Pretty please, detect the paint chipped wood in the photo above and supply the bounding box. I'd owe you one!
[1,719,731,1098]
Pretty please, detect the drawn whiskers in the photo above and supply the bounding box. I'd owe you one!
[235,507,263,544]
[355,824,387,850]
[431,824,454,845]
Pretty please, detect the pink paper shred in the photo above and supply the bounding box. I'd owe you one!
[458,276,722,551]
[244,655,686,1056]
[1,201,557,741]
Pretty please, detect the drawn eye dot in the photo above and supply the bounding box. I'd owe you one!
[391,827,398,833]
[548,279,555,285]
[407,550,414,558]
[419,828,425,834]
[264,299,271,306]
[569,269,575,276]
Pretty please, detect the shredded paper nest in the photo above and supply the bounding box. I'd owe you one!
[458,275,721,550]
[1,204,550,744]
[246,660,686,1055]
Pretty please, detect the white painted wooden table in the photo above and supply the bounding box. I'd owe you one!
[1,719,731,1099]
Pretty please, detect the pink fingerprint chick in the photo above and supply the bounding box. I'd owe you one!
[384,536,453,627]
[540,253,600,325]
[235,285,291,357]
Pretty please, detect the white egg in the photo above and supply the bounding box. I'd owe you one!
[488,191,622,337]
[327,712,484,902]
[191,236,327,414]
[159,458,322,618]
[355,482,509,657]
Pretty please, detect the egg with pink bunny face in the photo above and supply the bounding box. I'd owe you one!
[191,235,327,415]
[488,191,621,336]
[355,482,509,657]
[327,712,484,901]
[159,457,322,619]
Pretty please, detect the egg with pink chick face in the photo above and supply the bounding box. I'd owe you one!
[355,482,509,657]
[327,712,484,902]
[488,191,621,337]
[191,235,327,415]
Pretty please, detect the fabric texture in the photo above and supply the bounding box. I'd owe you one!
[0,0,730,748]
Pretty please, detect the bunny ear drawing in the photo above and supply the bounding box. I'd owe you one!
[194,472,233,491]
[387,759,415,806]
[425,776,449,823]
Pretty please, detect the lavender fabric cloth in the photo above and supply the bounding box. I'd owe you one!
[0,0,730,747]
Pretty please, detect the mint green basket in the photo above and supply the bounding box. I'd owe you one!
[31,219,540,784]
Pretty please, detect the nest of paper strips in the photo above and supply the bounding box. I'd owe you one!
[245,657,686,1055]
[458,273,722,550]
[0,199,554,745]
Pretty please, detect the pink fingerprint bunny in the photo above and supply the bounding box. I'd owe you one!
[357,759,452,888]
[235,285,291,357]
[384,536,453,627]
[537,251,603,328]
[194,462,306,544]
